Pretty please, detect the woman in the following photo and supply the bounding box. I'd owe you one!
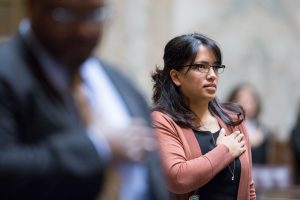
[228,83,272,164]
[151,33,256,200]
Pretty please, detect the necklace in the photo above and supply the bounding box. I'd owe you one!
[210,130,235,181]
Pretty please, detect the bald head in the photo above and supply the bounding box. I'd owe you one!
[27,0,107,69]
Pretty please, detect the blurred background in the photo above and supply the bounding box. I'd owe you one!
[100,0,300,143]
[1,0,300,141]
[1,0,300,199]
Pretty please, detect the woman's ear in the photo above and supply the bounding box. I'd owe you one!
[170,69,181,86]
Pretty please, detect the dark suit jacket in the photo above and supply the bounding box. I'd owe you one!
[0,34,169,200]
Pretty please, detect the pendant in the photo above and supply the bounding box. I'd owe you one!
[189,194,200,200]
[232,175,234,181]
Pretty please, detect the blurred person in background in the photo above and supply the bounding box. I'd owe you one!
[227,83,272,165]
[151,33,256,200]
[0,0,169,199]
[290,102,300,185]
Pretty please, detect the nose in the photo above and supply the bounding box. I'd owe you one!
[72,20,98,38]
[206,66,217,79]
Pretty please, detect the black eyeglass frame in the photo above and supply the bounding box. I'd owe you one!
[180,63,226,74]
[50,6,110,23]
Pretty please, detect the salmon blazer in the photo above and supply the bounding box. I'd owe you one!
[152,111,256,200]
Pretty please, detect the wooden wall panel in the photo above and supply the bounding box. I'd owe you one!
[0,0,25,39]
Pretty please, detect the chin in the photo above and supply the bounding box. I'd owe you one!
[61,57,87,70]
[206,94,216,101]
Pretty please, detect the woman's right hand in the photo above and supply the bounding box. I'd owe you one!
[216,128,246,158]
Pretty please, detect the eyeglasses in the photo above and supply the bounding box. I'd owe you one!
[182,63,225,74]
[51,7,110,23]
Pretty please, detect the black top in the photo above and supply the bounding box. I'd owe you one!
[193,129,241,200]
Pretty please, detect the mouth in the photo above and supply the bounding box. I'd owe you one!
[203,83,217,88]
[203,83,217,94]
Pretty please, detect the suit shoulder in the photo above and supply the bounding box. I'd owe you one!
[0,36,26,74]
[100,61,143,95]
[0,36,37,97]
[101,62,134,84]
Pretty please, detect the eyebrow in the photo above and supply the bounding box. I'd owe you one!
[193,61,217,64]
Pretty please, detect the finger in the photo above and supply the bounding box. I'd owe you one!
[127,141,150,162]
[236,134,244,142]
[241,147,246,153]
[233,131,240,138]
[240,141,245,147]
[143,136,156,152]
[127,147,143,162]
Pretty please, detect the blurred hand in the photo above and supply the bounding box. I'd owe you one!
[216,128,246,158]
[100,118,156,164]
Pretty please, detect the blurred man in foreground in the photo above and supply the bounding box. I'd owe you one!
[0,0,169,199]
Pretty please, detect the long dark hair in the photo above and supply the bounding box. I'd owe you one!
[151,33,245,129]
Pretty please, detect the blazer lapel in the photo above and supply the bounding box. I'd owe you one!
[18,34,66,101]
[99,61,151,122]
[182,128,202,158]
[18,34,80,119]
